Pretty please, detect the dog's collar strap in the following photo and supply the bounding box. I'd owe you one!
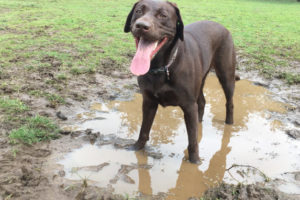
[148,47,178,80]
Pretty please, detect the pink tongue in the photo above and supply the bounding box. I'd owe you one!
[130,39,157,76]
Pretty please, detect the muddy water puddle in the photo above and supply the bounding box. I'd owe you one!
[58,75,300,199]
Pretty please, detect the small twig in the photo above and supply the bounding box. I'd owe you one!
[226,164,271,182]
[227,169,244,184]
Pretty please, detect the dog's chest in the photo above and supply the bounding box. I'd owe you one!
[138,75,181,107]
[153,85,179,107]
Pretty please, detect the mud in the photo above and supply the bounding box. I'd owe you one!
[202,182,297,200]
[36,74,299,200]
[0,66,138,199]
[1,57,300,199]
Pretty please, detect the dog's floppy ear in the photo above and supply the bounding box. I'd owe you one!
[168,2,184,41]
[124,2,139,33]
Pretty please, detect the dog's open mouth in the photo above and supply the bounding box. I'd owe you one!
[130,37,168,76]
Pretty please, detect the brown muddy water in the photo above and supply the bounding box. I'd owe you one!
[56,75,300,199]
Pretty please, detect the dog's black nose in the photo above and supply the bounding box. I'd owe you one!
[135,21,150,31]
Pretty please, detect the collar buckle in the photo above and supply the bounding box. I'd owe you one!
[148,47,178,81]
[165,66,170,80]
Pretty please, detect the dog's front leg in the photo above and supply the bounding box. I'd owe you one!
[131,97,158,150]
[181,103,201,164]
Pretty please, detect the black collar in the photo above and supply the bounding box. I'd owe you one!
[147,47,178,80]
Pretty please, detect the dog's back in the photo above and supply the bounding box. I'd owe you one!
[184,20,235,75]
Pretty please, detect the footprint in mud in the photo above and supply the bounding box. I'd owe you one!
[109,165,137,184]
[72,162,109,173]
[30,149,51,157]
[19,145,52,158]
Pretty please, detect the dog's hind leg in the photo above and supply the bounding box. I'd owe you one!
[214,34,236,124]
[197,72,209,122]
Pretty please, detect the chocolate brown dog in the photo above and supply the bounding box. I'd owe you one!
[124,0,236,163]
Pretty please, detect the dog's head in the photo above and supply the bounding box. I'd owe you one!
[124,0,184,76]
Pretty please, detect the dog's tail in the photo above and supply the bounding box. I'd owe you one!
[235,74,240,81]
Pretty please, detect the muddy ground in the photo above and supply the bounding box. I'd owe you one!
[0,52,300,200]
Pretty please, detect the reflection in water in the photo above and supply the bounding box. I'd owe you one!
[136,151,152,196]
[167,124,233,199]
[205,75,286,131]
[100,75,286,143]
[106,94,183,145]
[59,75,300,199]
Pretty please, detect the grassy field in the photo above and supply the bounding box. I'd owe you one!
[0,0,299,142]
[0,0,299,81]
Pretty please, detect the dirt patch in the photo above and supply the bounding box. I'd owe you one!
[0,133,130,200]
[40,55,62,68]
[0,26,27,35]
[100,58,130,77]
[0,143,51,199]
[286,129,300,140]
[203,182,299,200]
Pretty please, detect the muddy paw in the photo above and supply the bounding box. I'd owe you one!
[126,142,145,151]
[189,155,201,165]
[30,149,51,157]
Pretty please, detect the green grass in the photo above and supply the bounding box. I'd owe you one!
[0,97,29,124]
[0,97,28,114]
[28,89,66,106]
[45,93,66,106]
[180,0,300,83]
[0,97,59,144]
[0,0,135,72]
[9,115,59,144]
[0,0,299,83]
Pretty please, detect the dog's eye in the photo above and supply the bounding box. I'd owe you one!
[158,13,167,19]
[136,9,142,14]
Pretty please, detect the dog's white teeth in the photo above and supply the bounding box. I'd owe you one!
[154,42,158,49]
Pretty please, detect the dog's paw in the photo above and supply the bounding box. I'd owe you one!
[225,119,233,125]
[189,155,202,165]
[126,142,145,151]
